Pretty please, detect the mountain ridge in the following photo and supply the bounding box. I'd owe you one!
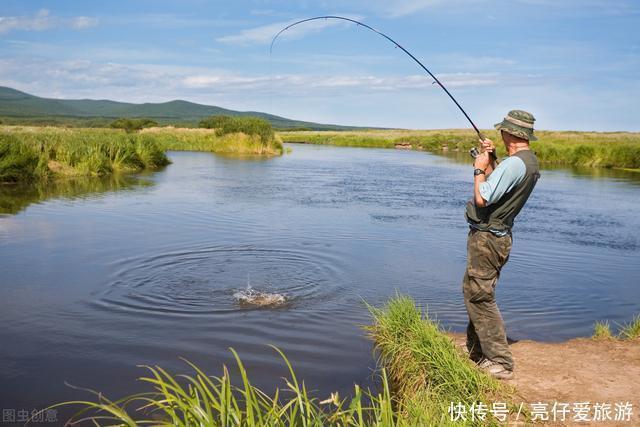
[0,86,368,130]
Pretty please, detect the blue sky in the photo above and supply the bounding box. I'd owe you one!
[1,0,638,130]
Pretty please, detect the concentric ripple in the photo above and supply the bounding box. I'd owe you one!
[90,244,345,317]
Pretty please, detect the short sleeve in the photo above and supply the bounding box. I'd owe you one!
[479,156,526,205]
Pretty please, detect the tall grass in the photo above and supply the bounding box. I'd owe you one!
[591,314,640,340]
[0,133,41,182]
[199,115,276,147]
[592,321,613,339]
[365,295,506,426]
[47,296,511,426]
[0,127,170,181]
[279,129,640,170]
[142,127,283,156]
[0,125,283,183]
[47,348,402,426]
[619,314,640,340]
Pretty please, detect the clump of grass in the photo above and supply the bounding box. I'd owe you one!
[592,320,614,339]
[0,133,40,182]
[199,115,279,148]
[591,314,640,340]
[46,347,403,426]
[618,314,640,340]
[144,126,283,156]
[0,127,170,182]
[365,294,506,425]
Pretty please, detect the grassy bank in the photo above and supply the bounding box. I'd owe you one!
[142,126,283,156]
[366,295,507,425]
[0,126,170,183]
[0,125,283,183]
[47,296,507,426]
[279,129,640,170]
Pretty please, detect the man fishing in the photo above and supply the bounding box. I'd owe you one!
[463,110,540,380]
[271,17,542,381]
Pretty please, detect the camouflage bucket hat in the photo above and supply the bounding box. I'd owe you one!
[494,110,537,141]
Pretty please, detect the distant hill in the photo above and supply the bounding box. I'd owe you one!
[0,86,366,130]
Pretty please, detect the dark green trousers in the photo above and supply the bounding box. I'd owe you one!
[462,229,514,371]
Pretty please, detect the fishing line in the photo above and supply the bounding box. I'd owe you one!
[270,15,488,142]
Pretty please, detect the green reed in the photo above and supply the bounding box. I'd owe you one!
[592,321,614,339]
[365,294,508,426]
[0,127,169,182]
[0,125,284,183]
[618,314,640,340]
[592,314,640,340]
[143,127,283,156]
[46,347,404,426]
[47,295,514,426]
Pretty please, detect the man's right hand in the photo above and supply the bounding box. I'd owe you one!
[480,138,495,154]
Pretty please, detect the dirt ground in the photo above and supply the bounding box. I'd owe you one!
[451,334,640,426]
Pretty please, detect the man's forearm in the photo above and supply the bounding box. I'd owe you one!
[474,174,487,207]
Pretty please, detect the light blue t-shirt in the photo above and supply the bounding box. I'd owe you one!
[479,156,526,205]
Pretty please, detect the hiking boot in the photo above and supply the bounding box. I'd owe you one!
[478,359,514,380]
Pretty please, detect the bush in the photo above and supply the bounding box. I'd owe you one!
[110,118,159,133]
[199,115,275,145]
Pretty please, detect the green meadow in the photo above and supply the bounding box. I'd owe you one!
[279,129,640,171]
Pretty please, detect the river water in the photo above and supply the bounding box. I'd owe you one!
[1,144,639,414]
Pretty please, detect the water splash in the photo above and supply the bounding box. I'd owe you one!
[233,274,288,308]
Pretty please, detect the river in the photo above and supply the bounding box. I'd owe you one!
[1,143,639,415]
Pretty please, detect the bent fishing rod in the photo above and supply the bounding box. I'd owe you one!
[270,16,495,160]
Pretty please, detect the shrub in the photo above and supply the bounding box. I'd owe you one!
[199,115,275,145]
[110,118,159,133]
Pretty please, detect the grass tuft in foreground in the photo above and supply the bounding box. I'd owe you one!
[46,347,403,426]
[592,321,614,339]
[619,314,640,340]
[365,295,507,425]
[591,314,640,340]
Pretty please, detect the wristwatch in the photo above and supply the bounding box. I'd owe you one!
[474,168,485,176]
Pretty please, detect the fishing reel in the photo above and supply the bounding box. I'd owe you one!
[470,147,498,163]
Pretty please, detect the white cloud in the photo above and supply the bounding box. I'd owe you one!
[71,16,99,30]
[0,9,98,34]
[0,57,505,105]
[216,15,362,46]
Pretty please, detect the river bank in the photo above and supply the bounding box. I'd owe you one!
[278,129,640,171]
[50,295,640,425]
[0,125,283,183]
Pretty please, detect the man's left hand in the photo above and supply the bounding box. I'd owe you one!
[474,151,490,171]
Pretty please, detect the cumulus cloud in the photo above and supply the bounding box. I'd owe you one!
[0,9,98,34]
